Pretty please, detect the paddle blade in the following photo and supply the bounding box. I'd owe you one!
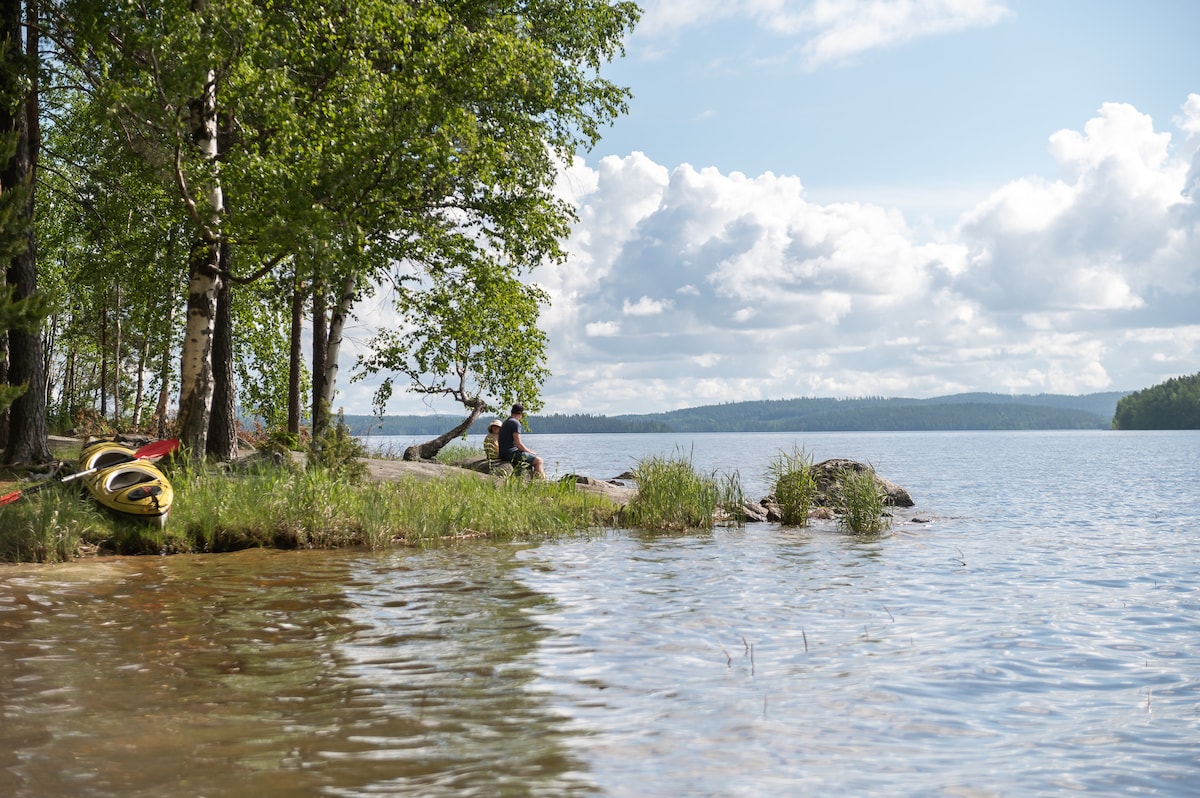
[0,489,23,507]
[135,438,180,460]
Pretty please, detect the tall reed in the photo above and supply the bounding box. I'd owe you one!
[838,467,890,534]
[0,493,106,562]
[623,450,744,531]
[767,446,817,526]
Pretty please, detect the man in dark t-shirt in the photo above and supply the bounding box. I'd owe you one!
[498,403,545,478]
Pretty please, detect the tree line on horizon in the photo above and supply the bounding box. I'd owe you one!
[0,1,640,465]
[346,392,1127,435]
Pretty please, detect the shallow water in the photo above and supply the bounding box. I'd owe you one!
[3,431,1199,796]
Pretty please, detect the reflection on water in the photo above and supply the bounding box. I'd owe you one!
[2,431,1200,796]
[0,548,591,797]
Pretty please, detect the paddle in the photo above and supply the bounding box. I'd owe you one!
[0,437,180,507]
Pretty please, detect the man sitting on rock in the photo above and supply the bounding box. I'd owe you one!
[498,403,545,479]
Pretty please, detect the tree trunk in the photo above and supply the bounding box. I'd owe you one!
[287,271,303,435]
[0,319,7,450]
[320,272,356,418]
[154,328,172,440]
[310,276,327,439]
[175,70,223,457]
[112,282,122,425]
[2,0,50,464]
[132,336,148,430]
[99,292,108,418]
[403,402,486,461]
[206,244,238,461]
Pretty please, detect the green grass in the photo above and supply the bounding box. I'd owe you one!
[0,491,109,563]
[1,443,767,562]
[434,441,482,464]
[837,466,891,534]
[623,450,744,531]
[1,459,625,562]
[767,446,817,526]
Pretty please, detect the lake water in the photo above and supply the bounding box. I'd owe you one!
[3,430,1199,796]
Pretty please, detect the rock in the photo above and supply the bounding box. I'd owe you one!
[561,474,636,506]
[363,458,497,485]
[809,458,914,508]
[740,500,769,523]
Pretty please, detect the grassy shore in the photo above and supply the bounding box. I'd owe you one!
[0,439,746,564]
[1,436,897,564]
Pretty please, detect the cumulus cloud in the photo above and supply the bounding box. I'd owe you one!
[530,97,1200,414]
[635,0,1012,67]
[623,296,674,316]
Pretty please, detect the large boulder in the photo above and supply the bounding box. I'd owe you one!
[810,458,914,508]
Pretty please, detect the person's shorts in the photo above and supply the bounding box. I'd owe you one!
[509,451,538,468]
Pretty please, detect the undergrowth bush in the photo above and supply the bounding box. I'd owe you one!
[308,411,368,482]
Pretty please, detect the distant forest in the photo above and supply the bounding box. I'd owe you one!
[1112,373,1200,429]
[345,392,1128,437]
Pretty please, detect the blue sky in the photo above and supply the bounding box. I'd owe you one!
[346,0,1200,417]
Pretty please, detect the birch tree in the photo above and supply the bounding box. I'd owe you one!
[49,0,639,457]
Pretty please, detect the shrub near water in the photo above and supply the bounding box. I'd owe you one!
[623,451,744,531]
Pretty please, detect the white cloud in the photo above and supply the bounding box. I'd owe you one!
[792,0,1014,66]
[585,321,622,337]
[634,0,1013,66]
[340,97,1200,417]
[528,96,1200,415]
[1178,93,1200,137]
[623,296,674,316]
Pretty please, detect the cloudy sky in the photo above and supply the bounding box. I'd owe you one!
[343,0,1200,417]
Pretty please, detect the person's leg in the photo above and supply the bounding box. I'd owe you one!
[510,451,536,477]
[532,455,545,478]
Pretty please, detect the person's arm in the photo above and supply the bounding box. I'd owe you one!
[511,429,535,454]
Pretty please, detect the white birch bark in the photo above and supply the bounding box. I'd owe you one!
[320,272,357,415]
[176,70,223,455]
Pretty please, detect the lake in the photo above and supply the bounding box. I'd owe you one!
[2,430,1199,796]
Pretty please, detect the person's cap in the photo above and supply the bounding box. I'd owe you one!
[487,419,502,430]
[511,403,525,414]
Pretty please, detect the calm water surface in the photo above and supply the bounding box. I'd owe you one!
[3,431,1199,796]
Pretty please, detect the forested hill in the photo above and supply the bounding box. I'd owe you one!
[345,392,1127,436]
[1113,373,1200,429]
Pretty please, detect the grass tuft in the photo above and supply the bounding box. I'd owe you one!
[767,446,817,526]
[837,466,891,534]
[623,449,744,531]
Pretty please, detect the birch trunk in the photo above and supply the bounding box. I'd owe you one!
[132,336,148,429]
[319,272,356,419]
[175,70,222,457]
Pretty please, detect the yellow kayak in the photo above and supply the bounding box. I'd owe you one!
[78,439,175,526]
